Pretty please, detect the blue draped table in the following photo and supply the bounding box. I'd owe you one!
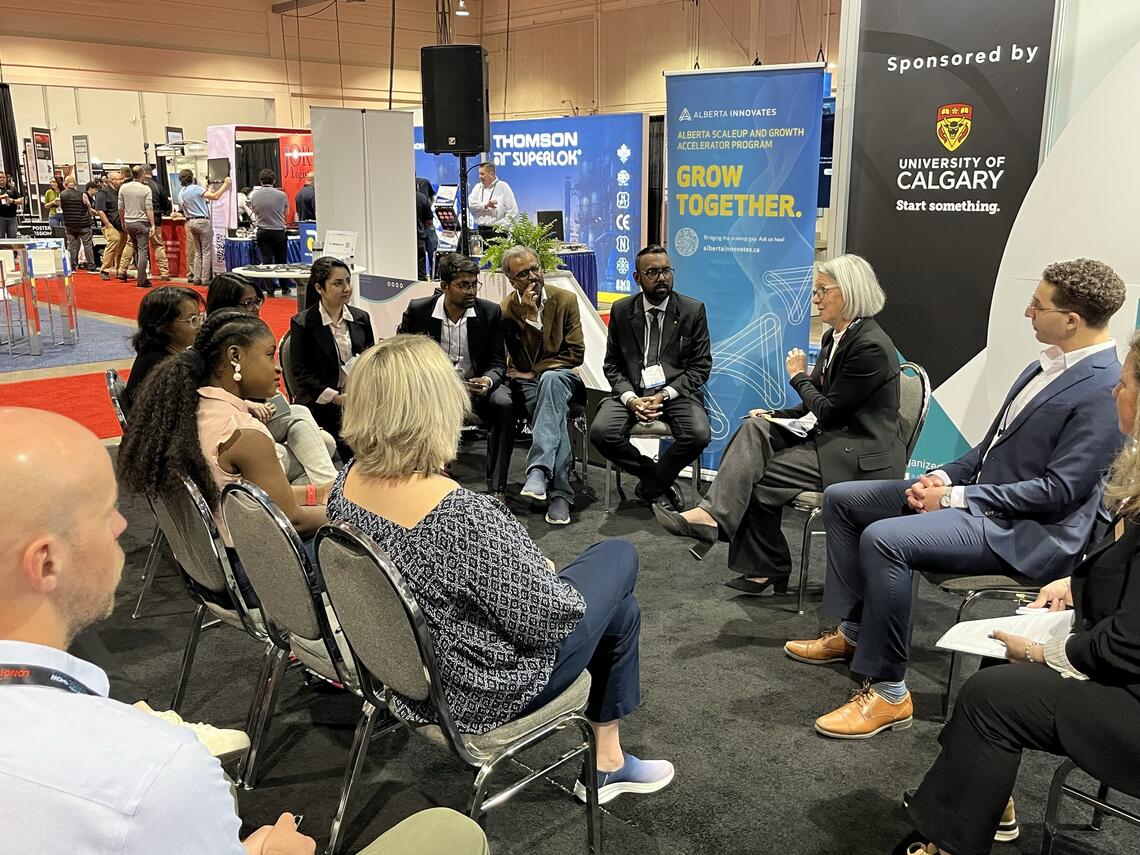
[224,235,305,271]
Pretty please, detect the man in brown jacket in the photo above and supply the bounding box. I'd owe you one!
[500,246,585,524]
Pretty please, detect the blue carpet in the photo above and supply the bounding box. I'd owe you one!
[0,313,134,373]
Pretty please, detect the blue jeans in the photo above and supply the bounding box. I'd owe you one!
[512,369,584,503]
[522,539,642,723]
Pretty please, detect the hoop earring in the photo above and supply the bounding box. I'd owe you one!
[231,360,242,382]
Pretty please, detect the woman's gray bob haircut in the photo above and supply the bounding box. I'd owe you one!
[815,253,886,321]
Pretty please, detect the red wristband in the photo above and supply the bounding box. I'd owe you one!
[306,485,318,506]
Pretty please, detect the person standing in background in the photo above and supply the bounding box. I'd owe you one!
[178,169,231,286]
[0,171,23,238]
[44,177,63,228]
[469,162,517,238]
[416,176,437,277]
[117,165,155,288]
[249,169,290,297]
[59,178,97,272]
[94,173,128,281]
[294,171,315,221]
[236,186,254,228]
[136,167,171,281]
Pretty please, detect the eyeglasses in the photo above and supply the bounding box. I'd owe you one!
[1026,299,1070,316]
[509,265,542,282]
[239,296,264,311]
[451,279,481,293]
[812,284,839,300]
[641,267,674,280]
[179,312,205,329]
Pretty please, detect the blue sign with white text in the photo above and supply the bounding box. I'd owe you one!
[414,113,645,299]
[666,66,824,468]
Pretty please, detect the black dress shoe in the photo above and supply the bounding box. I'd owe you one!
[633,481,685,512]
[723,575,789,596]
[652,505,718,559]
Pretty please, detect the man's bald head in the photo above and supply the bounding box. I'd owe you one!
[0,409,126,648]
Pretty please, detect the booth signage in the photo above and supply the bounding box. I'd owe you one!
[414,113,646,301]
[30,127,54,220]
[72,135,91,185]
[665,64,825,468]
[843,0,1057,470]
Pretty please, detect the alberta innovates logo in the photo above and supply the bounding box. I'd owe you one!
[936,103,973,152]
[678,108,692,122]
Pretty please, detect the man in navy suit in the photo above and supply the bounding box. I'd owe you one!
[397,252,512,498]
[785,258,1127,740]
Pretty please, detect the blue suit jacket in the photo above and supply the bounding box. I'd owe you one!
[939,347,1123,581]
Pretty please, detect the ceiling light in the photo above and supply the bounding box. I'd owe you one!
[456,0,470,15]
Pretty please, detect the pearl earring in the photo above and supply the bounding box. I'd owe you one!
[231,360,242,382]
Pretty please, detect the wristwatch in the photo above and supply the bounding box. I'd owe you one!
[939,492,952,509]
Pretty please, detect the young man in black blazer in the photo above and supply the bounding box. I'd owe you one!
[398,253,514,499]
[590,245,712,511]
[288,256,375,461]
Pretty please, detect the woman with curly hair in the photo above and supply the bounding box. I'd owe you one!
[206,272,339,485]
[118,310,329,602]
[121,286,203,413]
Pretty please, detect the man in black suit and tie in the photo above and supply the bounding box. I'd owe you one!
[398,253,514,499]
[590,244,712,511]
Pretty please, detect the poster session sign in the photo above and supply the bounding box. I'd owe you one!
[414,113,647,302]
[842,0,1056,471]
[665,64,825,468]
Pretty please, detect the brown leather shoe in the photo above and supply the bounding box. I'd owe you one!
[784,627,855,665]
[814,683,913,739]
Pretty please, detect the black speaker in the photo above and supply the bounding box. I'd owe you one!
[421,45,490,155]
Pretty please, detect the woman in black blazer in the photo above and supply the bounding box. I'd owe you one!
[287,256,375,460]
[900,336,1140,855]
[656,254,905,595]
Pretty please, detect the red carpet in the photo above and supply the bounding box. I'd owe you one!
[1,372,124,440]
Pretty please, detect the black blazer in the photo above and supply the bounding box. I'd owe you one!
[772,317,905,486]
[603,292,712,400]
[288,304,375,404]
[397,294,507,388]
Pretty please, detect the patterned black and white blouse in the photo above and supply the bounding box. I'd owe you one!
[327,462,586,734]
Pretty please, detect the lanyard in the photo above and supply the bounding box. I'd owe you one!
[0,664,96,695]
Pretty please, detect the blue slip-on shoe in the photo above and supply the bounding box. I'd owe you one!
[521,468,549,501]
[573,752,674,805]
[545,496,571,525]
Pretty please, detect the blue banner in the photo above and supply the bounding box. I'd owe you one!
[414,113,645,301]
[666,66,824,467]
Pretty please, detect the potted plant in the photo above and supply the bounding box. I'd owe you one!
[480,212,565,274]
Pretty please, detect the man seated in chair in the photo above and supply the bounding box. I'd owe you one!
[786,259,1127,740]
[590,244,711,512]
[500,246,585,526]
[398,252,514,501]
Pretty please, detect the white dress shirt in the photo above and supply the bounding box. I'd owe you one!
[316,302,355,405]
[933,339,1117,507]
[470,179,518,227]
[0,640,245,854]
[619,296,679,403]
[432,298,477,379]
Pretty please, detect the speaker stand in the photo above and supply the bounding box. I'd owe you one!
[457,153,471,257]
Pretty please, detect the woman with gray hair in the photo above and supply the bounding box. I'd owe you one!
[655,253,906,595]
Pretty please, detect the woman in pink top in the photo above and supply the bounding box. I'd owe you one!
[119,310,329,604]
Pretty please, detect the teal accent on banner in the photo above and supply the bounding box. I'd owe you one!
[666,66,825,468]
[906,396,972,479]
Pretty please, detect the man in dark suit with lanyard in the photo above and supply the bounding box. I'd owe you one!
[398,253,514,499]
[787,258,1127,740]
[591,244,712,511]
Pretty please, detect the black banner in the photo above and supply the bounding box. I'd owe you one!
[845,0,1056,387]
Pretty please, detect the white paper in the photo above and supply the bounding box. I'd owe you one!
[322,229,358,263]
[765,411,817,438]
[936,610,1074,658]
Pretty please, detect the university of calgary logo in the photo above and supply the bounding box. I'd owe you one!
[936,103,973,152]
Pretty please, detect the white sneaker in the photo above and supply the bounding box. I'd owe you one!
[134,702,250,762]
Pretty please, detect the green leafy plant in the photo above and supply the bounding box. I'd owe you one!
[480,212,565,274]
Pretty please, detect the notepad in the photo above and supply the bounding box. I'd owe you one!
[935,609,1074,658]
[766,412,818,438]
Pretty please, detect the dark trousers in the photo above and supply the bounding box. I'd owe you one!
[701,417,823,579]
[472,385,515,492]
[522,539,641,723]
[589,395,711,498]
[256,228,288,294]
[0,216,17,238]
[69,627,148,704]
[307,399,349,462]
[822,479,1007,682]
[910,664,1140,855]
[64,226,95,270]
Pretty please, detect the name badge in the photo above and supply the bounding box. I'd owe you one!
[641,364,666,390]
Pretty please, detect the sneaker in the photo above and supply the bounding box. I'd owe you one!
[133,702,250,763]
[280,287,293,297]
[545,496,571,525]
[118,273,129,281]
[521,468,548,501]
[99,271,110,281]
[573,753,674,805]
[901,790,1018,843]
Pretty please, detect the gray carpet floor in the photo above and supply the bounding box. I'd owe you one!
[98,443,1138,855]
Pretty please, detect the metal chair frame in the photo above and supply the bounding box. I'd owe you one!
[791,361,932,614]
[316,522,602,854]
[104,368,168,618]
[1041,759,1140,854]
[602,418,705,514]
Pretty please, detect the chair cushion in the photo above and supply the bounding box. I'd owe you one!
[922,571,1038,594]
[630,420,673,438]
[789,490,823,510]
[409,670,591,760]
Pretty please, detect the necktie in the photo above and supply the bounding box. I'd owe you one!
[647,308,662,364]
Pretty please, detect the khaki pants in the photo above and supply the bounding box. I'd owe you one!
[102,224,132,273]
[186,218,213,283]
[149,229,169,277]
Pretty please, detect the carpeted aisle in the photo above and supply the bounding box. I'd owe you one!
[96,444,1138,855]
